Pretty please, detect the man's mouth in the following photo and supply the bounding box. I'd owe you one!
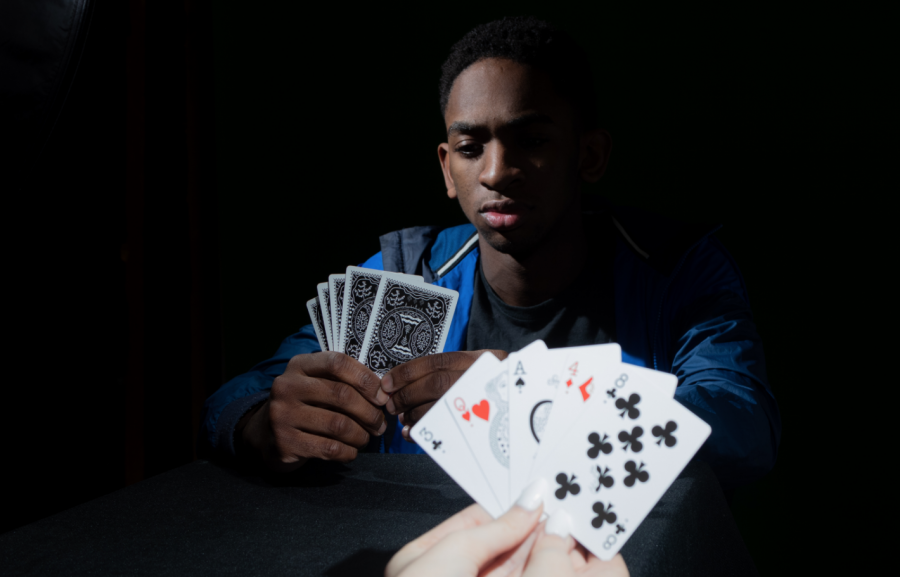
[479,200,529,231]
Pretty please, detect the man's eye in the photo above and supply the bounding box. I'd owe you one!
[456,144,483,158]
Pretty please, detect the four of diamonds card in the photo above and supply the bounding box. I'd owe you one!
[307,267,459,377]
[411,340,711,561]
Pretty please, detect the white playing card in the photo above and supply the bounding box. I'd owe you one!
[506,340,554,502]
[316,283,334,351]
[625,363,678,398]
[530,368,711,560]
[305,297,329,352]
[411,398,504,519]
[358,275,458,378]
[328,274,346,353]
[338,267,423,360]
[443,353,511,511]
[532,344,622,477]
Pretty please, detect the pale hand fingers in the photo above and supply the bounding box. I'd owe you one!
[577,553,629,577]
[522,533,578,577]
[385,504,492,577]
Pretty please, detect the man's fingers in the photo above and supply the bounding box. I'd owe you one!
[287,376,386,435]
[382,351,480,394]
[269,426,359,464]
[274,404,370,449]
[290,351,386,405]
[387,371,462,415]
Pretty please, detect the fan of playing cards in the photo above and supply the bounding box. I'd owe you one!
[411,340,712,561]
[307,267,460,377]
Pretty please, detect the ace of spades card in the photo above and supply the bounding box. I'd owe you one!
[506,340,556,502]
[358,275,459,378]
[531,367,711,560]
[443,352,512,510]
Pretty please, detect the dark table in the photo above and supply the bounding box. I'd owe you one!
[0,455,756,576]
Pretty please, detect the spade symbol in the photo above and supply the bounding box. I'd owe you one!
[615,393,641,419]
[593,466,614,492]
[652,421,678,447]
[623,460,649,487]
[554,473,581,500]
[515,377,525,390]
[587,432,613,459]
[591,501,617,529]
[618,427,644,453]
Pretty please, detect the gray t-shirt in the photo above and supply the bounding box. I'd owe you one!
[465,228,616,353]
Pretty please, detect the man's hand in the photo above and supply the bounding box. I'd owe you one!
[380,350,508,441]
[236,352,387,471]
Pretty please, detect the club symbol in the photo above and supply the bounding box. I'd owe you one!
[623,460,649,487]
[587,432,613,459]
[606,389,617,399]
[615,393,641,419]
[615,524,626,535]
[515,377,525,390]
[555,473,581,500]
[618,427,644,453]
[652,421,678,447]
[593,466,614,492]
[432,440,442,451]
[591,501,617,528]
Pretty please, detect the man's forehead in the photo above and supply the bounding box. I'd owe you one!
[444,58,569,133]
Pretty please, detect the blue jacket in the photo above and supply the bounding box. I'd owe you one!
[200,201,781,488]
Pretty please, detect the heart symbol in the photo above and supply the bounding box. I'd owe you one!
[472,400,490,421]
[462,411,471,421]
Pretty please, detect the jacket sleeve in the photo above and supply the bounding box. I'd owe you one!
[198,325,322,461]
[198,251,386,462]
[666,237,782,489]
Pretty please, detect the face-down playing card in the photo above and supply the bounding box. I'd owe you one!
[328,274,346,353]
[306,297,329,352]
[316,283,334,351]
[410,392,504,519]
[531,367,711,560]
[338,267,423,361]
[443,352,511,511]
[358,275,458,378]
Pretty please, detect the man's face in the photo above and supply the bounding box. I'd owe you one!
[439,58,595,256]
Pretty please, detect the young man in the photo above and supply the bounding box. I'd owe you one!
[200,17,781,489]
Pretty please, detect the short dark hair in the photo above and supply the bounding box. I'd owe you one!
[439,16,599,132]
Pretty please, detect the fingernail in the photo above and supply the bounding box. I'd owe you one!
[545,510,572,539]
[378,421,387,435]
[397,412,405,425]
[382,373,394,392]
[516,477,549,511]
[386,397,396,415]
[402,425,410,439]
[375,388,389,405]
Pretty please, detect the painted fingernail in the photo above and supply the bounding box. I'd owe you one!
[386,397,396,415]
[545,510,572,539]
[516,477,549,511]
[382,373,394,392]
[375,388,389,405]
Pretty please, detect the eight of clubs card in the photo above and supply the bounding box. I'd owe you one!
[532,370,711,560]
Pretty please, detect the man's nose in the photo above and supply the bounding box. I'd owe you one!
[479,141,523,193]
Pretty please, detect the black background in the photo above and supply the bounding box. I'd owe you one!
[2,1,877,574]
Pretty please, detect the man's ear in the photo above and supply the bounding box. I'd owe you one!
[437,143,457,199]
[579,129,612,183]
